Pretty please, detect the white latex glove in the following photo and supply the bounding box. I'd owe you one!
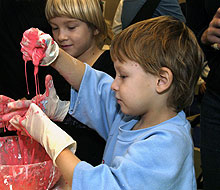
[4,75,70,122]
[9,103,76,166]
[20,28,59,66]
[33,74,70,121]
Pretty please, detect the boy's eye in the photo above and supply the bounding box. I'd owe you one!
[119,75,127,79]
[68,26,76,30]
[51,27,58,31]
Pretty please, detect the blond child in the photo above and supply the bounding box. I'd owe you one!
[45,0,116,166]
[45,0,115,76]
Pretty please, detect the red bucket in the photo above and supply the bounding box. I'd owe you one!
[0,136,61,190]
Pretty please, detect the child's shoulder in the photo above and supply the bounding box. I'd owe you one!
[141,111,190,138]
[157,111,189,131]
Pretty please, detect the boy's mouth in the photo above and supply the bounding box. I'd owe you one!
[116,97,122,104]
[60,44,72,49]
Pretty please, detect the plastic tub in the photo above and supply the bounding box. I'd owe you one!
[0,136,61,190]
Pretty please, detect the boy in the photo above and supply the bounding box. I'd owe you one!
[4,16,204,189]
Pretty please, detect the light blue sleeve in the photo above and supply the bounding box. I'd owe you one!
[68,65,121,140]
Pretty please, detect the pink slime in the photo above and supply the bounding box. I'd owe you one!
[0,29,60,189]
[21,28,47,96]
[2,28,50,152]
[2,28,48,164]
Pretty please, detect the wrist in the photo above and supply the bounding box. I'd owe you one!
[52,100,70,122]
[41,39,59,66]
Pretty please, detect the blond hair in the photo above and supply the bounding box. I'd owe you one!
[45,0,108,49]
[110,16,204,112]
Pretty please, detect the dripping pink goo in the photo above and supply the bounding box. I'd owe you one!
[21,28,47,96]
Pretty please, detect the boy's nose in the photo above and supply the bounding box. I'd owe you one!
[58,31,68,41]
[111,79,119,91]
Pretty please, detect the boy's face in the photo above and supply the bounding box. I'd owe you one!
[111,59,158,116]
[49,17,97,59]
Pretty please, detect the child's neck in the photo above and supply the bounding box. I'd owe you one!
[77,45,104,66]
[132,109,177,130]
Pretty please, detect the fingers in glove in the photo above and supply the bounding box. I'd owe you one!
[0,95,15,112]
[31,94,48,112]
[7,100,31,110]
[7,123,19,132]
[0,95,15,124]
[21,28,44,62]
[45,75,53,97]
[9,115,31,137]
[32,47,46,65]
[2,109,27,122]
[0,122,7,128]
[21,47,32,61]
[0,95,15,103]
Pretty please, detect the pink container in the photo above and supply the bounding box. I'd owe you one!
[0,136,61,190]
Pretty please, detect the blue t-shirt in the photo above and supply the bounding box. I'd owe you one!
[69,65,196,190]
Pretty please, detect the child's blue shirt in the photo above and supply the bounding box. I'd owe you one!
[69,65,196,190]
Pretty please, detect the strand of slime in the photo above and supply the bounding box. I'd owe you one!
[24,60,30,95]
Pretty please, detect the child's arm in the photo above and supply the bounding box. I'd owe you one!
[51,48,86,91]
[68,65,119,138]
[56,148,81,186]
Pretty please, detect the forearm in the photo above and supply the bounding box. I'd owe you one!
[55,148,81,187]
[51,48,86,91]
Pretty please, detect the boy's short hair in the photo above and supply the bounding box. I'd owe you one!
[110,16,204,112]
[45,0,107,49]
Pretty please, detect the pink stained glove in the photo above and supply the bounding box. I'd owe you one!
[20,28,59,66]
[9,103,76,166]
[0,95,26,131]
[5,75,70,122]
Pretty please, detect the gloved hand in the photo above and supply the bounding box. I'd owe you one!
[20,28,59,66]
[0,95,25,131]
[9,103,76,166]
[4,75,70,122]
[32,74,70,121]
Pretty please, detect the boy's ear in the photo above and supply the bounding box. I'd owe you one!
[156,67,173,93]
